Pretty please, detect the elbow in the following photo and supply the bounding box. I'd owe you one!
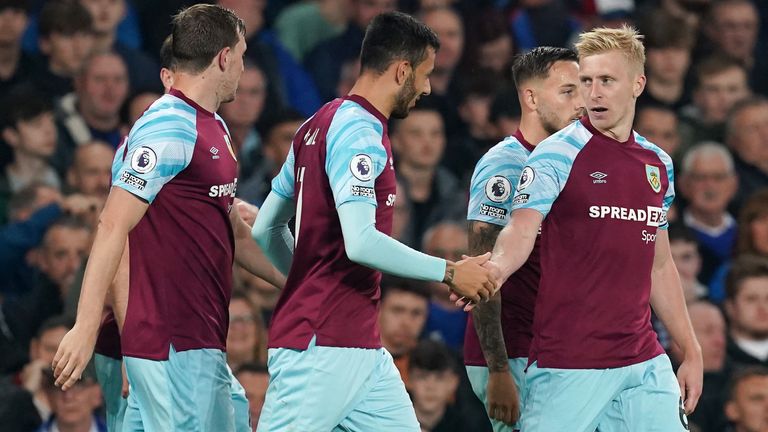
[344,238,366,264]
[250,219,268,249]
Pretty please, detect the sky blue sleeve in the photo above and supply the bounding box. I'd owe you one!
[111,109,197,203]
[338,201,446,281]
[636,134,675,230]
[467,140,528,226]
[512,132,584,217]
[325,104,388,208]
[251,191,295,275]
[271,145,296,200]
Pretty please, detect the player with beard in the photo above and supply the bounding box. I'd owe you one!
[464,46,584,431]
[252,12,496,431]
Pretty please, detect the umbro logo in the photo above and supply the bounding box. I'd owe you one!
[590,171,607,184]
[210,147,220,160]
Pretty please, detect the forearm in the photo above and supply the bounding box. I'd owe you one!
[490,209,540,282]
[110,241,130,333]
[651,261,700,355]
[251,192,294,276]
[339,202,446,281]
[235,234,287,289]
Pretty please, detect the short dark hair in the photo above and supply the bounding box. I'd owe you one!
[39,0,92,38]
[667,223,698,244]
[262,109,305,143]
[235,362,269,376]
[0,0,28,13]
[359,11,440,75]
[45,215,92,239]
[512,46,578,89]
[490,86,522,123]
[725,255,768,300]
[171,4,246,74]
[409,340,458,373]
[36,315,75,339]
[693,54,746,90]
[390,96,444,134]
[726,366,768,401]
[640,9,695,50]
[726,96,768,141]
[160,34,175,71]
[7,182,57,221]
[735,188,768,255]
[1,85,53,130]
[381,276,431,301]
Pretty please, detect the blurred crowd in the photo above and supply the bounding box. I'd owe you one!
[0,0,767,431]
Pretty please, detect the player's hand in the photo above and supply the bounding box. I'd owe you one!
[121,361,129,398]
[445,253,495,303]
[234,198,259,227]
[51,325,98,391]
[676,348,703,415]
[487,370,520,426]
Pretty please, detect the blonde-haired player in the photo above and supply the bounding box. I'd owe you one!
[462,25,703,431]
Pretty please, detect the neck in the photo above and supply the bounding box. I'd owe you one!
[687,208,726,228]
[80,106,119,132]
[399,163,435,202]
[93,31,116,52]
[0,43,21,79]
[10,152,47,177]
[173,70,222,114]
[415,404,446,431]
[56,416,93,432]
[518,112,551,146]
[592,107,634,142]
[647,79,683,104]
[348,74,394,119]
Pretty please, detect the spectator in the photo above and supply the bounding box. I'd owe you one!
[638,8,695,110]
[123,90,161,127]
[408,340,477,432]
[233,264,280,324]
[226,290,268,371]
[679,54,750,150]
[392,178,413,244]
[724,366,768,432]
[725,255,768,368]
[419,6,464,99]
[378,277,430,388]
[238,109,305,206]
[702,0,768,96]
[634,104,682,159]
[219,60,269,177]
[33,0,95,98]
[680,142,739,285]
[421,221,468,351]
[54,50,128,174]
[391,101,465,246]
[66,140,114,204]
[274,0,348,62]
[0,86,60,223]
[0,0,36,97]
[668,223,708,302]
[19,315,73,422]
[0,374,41,432]
[37,366,106,432]
[508,0,579,52]
[234,363,270,431]
[489,87,521,139]
[461,9,513,83]
[78,0,160,92]
[725,97,768,207]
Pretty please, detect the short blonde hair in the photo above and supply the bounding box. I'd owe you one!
[575,25,645,74]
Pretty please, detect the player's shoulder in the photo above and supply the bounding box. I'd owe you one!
[527,120,593,166]
[328,99,385,137]
[633,131,674,168]
[130,94,198,141]
[475,136,529,174]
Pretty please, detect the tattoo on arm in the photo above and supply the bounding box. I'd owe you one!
[468,220,508,372]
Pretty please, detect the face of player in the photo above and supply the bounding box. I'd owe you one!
[726,376,768,432]
[41,32,95,77]
[79,54,129,119]
[33,326,69,364]
[70,144,114,199]
[727,276,768,339]
[681,154,737,217]
[689,304,726,372]
[127,92,161,127]
[409,368,458,414]
[378,290,427,355]
[80,0,125,35]
[647,47,690,84]
[392,110,445,170]
[693,67,749,124]
[264,120,304,171]
[227,298,259,361]
[535,60,583,135]
[423,9,463,72]
[635,108,680,156]
[670,240,701,283]
[38,227,90,291]
[749,214,768,255]
[6,112,57,158]
[579,50,644,139]
[710,2,759,61]
[220,67,267,128]
[220,34,247,105]
[237,371,269,424]
[0,6,27,45]
[729,103,768,168]
[391,47,435,119]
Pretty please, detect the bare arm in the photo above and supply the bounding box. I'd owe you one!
[650,229,702,414]
[490,209,543,286]
[231,206,286,289]
[110,241,130,332]
[53,187,149,389]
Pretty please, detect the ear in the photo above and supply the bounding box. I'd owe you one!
[724,400,740,422]
[634,73,646,98]
[522,88,537,111]
[217,46,232,72]
[39,37,51,56]
[67,167,77,189]
[2,127,19,148]
[394,61,410,86]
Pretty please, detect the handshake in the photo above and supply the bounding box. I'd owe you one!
[443,252,503,309]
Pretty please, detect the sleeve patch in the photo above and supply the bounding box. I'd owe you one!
[512,194,530,205]
[485,176,512,203]
[479,204,508,219]
[119,171,147,190]
[131,147,158,174]
[351,185,375,198]
[349,154,374,181]
[517,166,535,191]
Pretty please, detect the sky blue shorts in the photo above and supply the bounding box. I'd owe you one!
[521,354,688,432]
[257,336,419,431]
[466,357,528,432]
[94,354,127,432]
